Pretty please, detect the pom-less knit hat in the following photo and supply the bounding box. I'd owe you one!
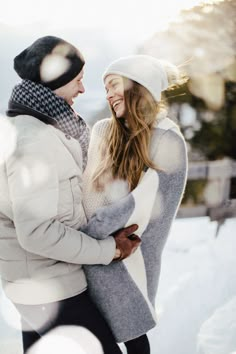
[14,36,85,90]
[103,55,169,102]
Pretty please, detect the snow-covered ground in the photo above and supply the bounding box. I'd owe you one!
[1,217,236,354]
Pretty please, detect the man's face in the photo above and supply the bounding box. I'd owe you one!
[54,69,85,106]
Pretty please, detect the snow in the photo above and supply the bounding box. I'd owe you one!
[147,217,236,354]
[0,217,236,354]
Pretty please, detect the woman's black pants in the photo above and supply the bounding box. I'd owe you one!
[125,334,150,354]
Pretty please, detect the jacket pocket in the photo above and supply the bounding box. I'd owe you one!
[69,176,86,226]
[69,176,82,205]
[57,177,83,225]
[57,179,74,222]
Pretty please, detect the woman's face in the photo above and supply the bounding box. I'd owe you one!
[104,74,126,118]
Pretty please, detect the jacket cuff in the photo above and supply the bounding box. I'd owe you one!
[98,236,116,265]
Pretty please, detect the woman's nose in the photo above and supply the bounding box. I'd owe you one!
[106,89,113,101]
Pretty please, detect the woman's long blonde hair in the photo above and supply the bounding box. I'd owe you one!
[92,78,165,191]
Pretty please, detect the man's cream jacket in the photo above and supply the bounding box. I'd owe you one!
[0,115,115,305]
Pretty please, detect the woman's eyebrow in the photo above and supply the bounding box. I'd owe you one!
[106,78,120,87]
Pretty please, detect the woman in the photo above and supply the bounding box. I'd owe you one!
[81,55,188,353]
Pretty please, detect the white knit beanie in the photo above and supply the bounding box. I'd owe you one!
[103,55,169,102]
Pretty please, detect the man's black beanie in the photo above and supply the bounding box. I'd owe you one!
[14,35,85,90]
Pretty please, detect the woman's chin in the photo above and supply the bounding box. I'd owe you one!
[115,111,125,119]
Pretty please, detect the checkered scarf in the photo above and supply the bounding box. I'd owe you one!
[9,80,90,170]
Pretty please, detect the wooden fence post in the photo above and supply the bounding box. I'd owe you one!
[178,158,236,224]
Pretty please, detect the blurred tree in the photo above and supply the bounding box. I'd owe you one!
[164,71,236,204]
[140,0,236,207]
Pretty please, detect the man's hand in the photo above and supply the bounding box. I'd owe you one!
[112,224,141,261]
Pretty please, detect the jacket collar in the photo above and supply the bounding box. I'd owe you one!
[6,100,59,127]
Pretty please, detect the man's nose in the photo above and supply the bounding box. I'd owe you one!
[79,82,85,94]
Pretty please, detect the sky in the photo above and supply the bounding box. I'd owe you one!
[0,0,223,42]
[0,0,225,122]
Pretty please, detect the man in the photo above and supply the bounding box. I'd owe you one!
[0,36,140,354]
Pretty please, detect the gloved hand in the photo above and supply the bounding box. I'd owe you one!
[112,224,141,261]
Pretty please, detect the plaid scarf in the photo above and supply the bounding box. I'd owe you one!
[8,80,90,170]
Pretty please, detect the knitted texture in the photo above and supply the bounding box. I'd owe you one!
[103,55,169,102]
[14,35,85,90]
[81,114,188,342]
